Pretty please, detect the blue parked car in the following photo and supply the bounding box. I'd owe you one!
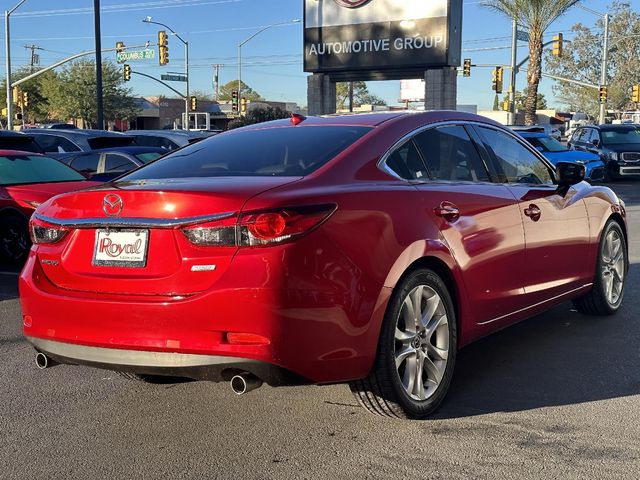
[517,131,605,181]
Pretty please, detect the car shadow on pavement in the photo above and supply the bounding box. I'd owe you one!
[435,265,640,419]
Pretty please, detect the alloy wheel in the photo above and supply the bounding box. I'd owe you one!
[601,228,625,305]
[394,285,449,401]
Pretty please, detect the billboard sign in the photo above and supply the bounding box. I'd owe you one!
[304,0,462,74]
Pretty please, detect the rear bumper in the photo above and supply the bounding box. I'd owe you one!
[27,336,304,386]
[20,242,390,384]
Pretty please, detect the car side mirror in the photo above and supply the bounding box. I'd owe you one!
[591,138,600,147]
[556,161,585,196]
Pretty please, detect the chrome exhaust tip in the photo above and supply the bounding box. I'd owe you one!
[35,352,55,370]
[230,373,263,395]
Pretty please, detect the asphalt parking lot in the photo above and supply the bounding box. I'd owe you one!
[1,182,640,479]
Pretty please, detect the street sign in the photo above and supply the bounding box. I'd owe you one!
[116,49,155,64]
[161,74,188,82]
[516,30,529,42]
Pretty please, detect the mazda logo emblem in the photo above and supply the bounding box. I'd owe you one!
[103,194,124,217]
[333,0,372,8]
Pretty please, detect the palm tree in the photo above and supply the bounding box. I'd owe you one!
[482,0,580,125]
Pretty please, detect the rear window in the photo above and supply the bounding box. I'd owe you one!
[0,136,44,154]
[0,155,85,186]
[87,136,136,149]
[122,126,371,180]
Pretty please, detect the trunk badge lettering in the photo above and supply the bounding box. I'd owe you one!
[103,194,124,217]
[191,265,217,272]
[41,259,59,266]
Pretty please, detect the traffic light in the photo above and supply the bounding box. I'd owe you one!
[123,64,131,82]
[502,100,511,112]
[632,85,640,103]
[12,87,20,105]
[21,91,28,108]
[190,96,198,111]
[241,97,247,113]
[599,85,608,103]
[116,41,125,54]
[492,66,504,94]
[463,58,471,77]
[552,33,563,57]
[231,90,239,113]
[158,30,169,65]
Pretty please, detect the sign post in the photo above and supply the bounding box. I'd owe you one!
[304,0,463,114]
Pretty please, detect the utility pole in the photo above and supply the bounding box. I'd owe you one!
[94,0,104,130]
[599,13,610,125]
[5,0,29,131]
[24,44,43,72]
[509,19,518,124]
[213,64,222,101]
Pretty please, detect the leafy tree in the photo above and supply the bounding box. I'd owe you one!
[546,1,640,116]
[218,80,262,101]
[42,59,138,128]
[503,88,548,110]
[0,67,59,124]
[336,81,387,110]
[190,89,214,101]
[227,105,290,129]
[482,0,580,124]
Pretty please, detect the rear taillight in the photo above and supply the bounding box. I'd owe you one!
[29,217,69,245]
[181,204,336,247]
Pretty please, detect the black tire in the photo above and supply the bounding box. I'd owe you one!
[573,220,627,316]
[349,268,457,419]
[117,371,190,384]
[0,213,30,265]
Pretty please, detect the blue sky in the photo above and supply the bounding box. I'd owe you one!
[2,0,637,110]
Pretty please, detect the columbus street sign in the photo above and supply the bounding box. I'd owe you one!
[116,49,155,64]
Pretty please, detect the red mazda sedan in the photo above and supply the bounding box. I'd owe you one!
[20,112,628,419]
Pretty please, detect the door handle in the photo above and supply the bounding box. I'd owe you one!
[434,202,460,222]
[524,204,541,222]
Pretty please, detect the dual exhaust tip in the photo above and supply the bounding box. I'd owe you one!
[35,352,263,395]
[35,352,56,370]
[230,373,262,395]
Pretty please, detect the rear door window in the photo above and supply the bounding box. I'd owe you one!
[477,127,553,185]
[122,126,371,179]
[104,154,137,175]
[384,140,429,180]
[414,125,489,182]
[70,153,101,175]
[33,134,81,153]
[0,155,85,185]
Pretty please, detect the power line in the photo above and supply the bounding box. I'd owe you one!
[12,0,242,18]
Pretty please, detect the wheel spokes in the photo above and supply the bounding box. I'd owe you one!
[394,284,450,402]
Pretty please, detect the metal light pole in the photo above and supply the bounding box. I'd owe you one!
[599,14,610,125]
[94,0,104,129]
[143,17,189,130]
[237,19,300,115]
[577,4,611,125]
[509,19,518,125]
[5,0,28,131]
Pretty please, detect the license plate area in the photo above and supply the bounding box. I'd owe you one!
[93,229,149,268]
